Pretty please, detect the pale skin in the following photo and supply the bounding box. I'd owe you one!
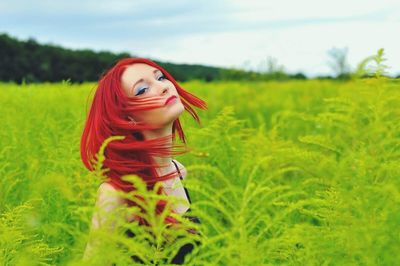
[83,63,191,262]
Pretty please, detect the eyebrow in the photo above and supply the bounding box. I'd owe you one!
[131,69,161,91]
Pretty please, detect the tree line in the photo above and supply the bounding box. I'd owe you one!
[1,33,397,84]
[0,33,309,84]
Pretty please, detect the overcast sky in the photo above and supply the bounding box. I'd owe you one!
[1,0,399,77]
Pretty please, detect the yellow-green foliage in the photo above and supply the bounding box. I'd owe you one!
[0,76,399,265]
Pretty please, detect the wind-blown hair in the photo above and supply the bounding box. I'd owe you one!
[80,57,207,227]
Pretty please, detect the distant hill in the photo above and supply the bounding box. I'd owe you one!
[0,33,308,83]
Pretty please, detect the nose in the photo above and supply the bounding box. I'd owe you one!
[160,86,168,95]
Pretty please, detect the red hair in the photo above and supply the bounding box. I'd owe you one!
[80,57,207,229]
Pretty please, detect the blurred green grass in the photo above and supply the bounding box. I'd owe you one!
[0,78,399,265]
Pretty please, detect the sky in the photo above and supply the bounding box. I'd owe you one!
[1,0,399,77]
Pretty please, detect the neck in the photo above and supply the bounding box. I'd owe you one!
[142,121,174,170]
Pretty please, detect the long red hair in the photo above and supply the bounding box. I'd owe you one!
[80,57,207,228]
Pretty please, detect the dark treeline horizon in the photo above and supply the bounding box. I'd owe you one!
[0,33,310,84]
[1,33,397,84]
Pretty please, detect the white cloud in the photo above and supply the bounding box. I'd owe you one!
[229,0,400,21]
[142,20,400,77]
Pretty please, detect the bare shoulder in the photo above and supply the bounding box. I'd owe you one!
[173,159,187,179]
[87,182,125,234]
[96,182,124,209]
[97,182,118,196]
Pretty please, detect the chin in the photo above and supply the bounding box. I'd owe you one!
[152,103,185,127]
[173,107,185,120]
[168,101,185,113]
[177,102,185,113]
[167,106,184,124]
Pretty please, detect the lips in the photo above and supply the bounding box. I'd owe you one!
[165,95,177,105]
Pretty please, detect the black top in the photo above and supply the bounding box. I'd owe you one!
[171,160,202,227]
[171,159,192,206]
[123,160,201,265]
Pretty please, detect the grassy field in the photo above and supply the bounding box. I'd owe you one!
[1,78,399,265]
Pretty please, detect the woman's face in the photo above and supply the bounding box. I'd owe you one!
[120,63,185,127]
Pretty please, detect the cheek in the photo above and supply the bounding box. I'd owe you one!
[137,109,166,123]
[166,81,177,90]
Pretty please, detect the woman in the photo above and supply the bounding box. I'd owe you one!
[80,57,207,264]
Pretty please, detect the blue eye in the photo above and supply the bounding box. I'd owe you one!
[134,75,166,96]
[135,87,148,96]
